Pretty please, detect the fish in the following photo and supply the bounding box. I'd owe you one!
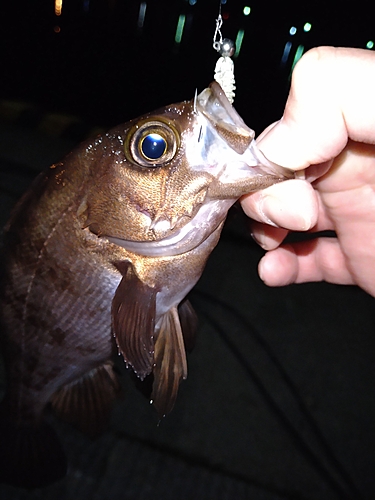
[0,82,293,488]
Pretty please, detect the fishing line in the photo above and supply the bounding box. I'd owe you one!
[191,289,363,500]
[212,2,236,103]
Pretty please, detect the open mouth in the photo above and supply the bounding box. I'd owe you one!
[196,82,254,155]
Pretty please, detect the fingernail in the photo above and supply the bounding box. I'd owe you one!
[260,195,312,230]
[251,228,282,250]
[257,196,279,228]
[251,228,267,249]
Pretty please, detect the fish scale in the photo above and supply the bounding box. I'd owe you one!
[0,82,293,488]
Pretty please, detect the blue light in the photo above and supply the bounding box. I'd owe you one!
[366,40,374,49]
[137,2,147,29]
[281,41,292,65]
[289,26,297,36]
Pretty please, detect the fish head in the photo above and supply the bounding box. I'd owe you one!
[81,82,293,256]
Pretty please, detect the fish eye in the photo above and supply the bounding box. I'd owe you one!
[141,133,167,160]
[126,120,179,168]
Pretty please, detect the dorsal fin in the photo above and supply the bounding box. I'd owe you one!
[151,307,188,418]
[112,261,157,380]
[50,361,121,436]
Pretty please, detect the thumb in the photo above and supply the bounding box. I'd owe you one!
[257,47,358,171]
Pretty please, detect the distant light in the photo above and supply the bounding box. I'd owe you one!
[291,45,304,72]
[366,40,374,49]
[221,0,227,4]
[234,29,245,58]
[55,0,62,16]
[138,2,147,28]
[54,25,61,33]
[175,14,186,44]
[189,0,197,4]
[83,0,90,13]
[281,41,292,65]
[303,22,312,32]
[289,26,297,36]
[243,6,251,16]
[222,11,229,20]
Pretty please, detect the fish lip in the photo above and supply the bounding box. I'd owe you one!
[196,82,255,155]
[208,81,251,131]
[199,81,294,178]
[197,81,253,134]
[103,198,235,258]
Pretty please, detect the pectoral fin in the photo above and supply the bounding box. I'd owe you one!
[151,307,188,418]
[112,261,157,380]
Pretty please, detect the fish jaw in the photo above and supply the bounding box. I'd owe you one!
[107,201,229,257]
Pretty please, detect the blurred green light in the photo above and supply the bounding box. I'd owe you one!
[366,40,374,49]
[291,44,304,74]
[303,22,312,32]
[234,29,245,57]
[175,14,185,44]
[243,6,251,16]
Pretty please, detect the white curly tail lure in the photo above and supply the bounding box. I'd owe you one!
[213,10,236,104]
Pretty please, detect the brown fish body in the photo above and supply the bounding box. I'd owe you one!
[0,83,292,487]
[1,141,218,422]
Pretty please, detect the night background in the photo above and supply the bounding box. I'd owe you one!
[1,1,375,499]
[2,0,375,131]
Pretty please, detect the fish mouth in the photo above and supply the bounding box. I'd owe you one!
[197,82,293,179]
[198,81,252,134]
[196,81,254,155]
[106,198,234,257]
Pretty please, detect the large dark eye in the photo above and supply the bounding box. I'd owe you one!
[127,120,179,167]
[141,133,167,160]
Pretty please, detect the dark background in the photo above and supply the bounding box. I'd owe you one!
[1,0,374,131]
[1,1,375,499]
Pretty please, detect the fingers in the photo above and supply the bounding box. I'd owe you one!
[245,47,375,296]
[257,47,375,171]
[241,179,318,230]
[258,238,355,287]
[250,222,288,250]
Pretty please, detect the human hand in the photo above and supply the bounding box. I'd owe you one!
[241,46,375,296]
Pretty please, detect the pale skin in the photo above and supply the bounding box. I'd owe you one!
[241,46,375,297]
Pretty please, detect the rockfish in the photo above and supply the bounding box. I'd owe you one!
[0,82,292,487]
